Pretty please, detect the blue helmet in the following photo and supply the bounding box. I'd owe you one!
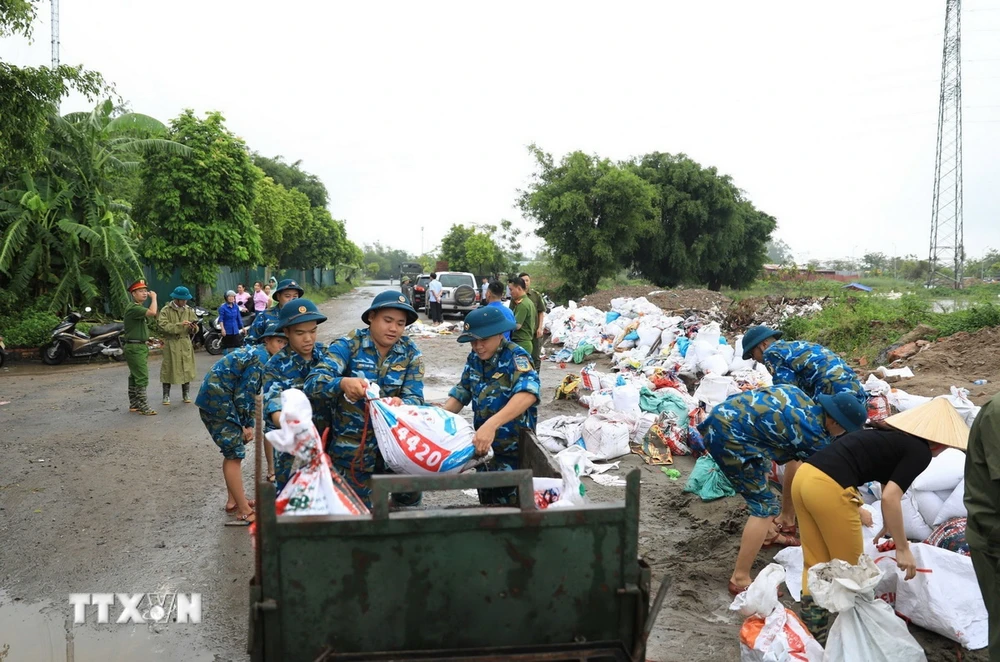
[275,298,327,330]
[457,306,516,343]
[817,392,867,433]
[362,290,418,326]
[272,278,304,301]
[741,325,783,360]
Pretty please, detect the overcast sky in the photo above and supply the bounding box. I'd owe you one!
[3,0,999,264]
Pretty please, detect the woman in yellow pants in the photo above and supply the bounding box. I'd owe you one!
[790,399,969,642]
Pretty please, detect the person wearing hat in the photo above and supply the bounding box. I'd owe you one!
[123,278,158,415]
[441,306,541,506]
[697,385,868,596]
[157,286,199,405]
[247,278,303,344]
[965,394,1000,660]
[741,326,866,407]
[262,298,330,491]
[304,290,425,507]
[196,320,288,525]
[218,289,246,356]
[400,276,414,305]
[791,398,969,643]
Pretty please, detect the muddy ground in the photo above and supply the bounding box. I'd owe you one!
[0,283,990,661]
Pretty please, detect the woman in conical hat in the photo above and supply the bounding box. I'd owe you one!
[789,398,969,643]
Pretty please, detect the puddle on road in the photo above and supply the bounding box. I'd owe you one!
[0,591,212,662]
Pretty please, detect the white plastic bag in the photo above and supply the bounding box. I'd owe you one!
[693,374,740,408]
[912,448,966,492]
[367,386,480,474]
[936,386,981,426]
[266,389,370,516]
[611,383,641,415]
[933,480,966,526]
[730,564,824,662]
[809,556,925,662]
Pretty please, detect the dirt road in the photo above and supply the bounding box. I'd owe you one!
[0,284,985,661]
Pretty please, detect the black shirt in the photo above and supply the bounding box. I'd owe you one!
[806,429,933,491]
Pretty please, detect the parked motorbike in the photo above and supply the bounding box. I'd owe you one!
[190,306,210,351]
[41,307,125,365]
[204,310,256,356]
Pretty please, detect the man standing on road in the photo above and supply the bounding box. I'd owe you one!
[485,281,514,341]
[158,286,198,406]
[480,277,489,306]
[427,272,443,324]
[400,276,413,305]
[966,393,1000,659]
[305,291,425,507]
[247,278,303,343]
[507,276,537,359]
[123,279,158,415]
[518,272,546,371]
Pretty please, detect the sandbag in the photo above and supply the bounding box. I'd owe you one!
[581,414,633,460]
[700,353,730,376]
[730,564,824,662]
[933,480,966,526]
[809,556,925,662]
[693,374,740,408]
[612,383,641,415]
[901,491,933,541]
[683,454,736,501]
[913,490,946,527]
[911,448,965,492]
[935,386,981,426]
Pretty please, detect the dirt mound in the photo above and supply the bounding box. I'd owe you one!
[723,295,827,333]
[579,286,732,314]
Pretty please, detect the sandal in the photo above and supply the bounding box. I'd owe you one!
[763,532,801,548]
[266,473,276,483]
[224,499,255,514]
[224,512,256,526]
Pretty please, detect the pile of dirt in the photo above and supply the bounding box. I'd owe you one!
[578,286,732,314]
[723,296,827,333]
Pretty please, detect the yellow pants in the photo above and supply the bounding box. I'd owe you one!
[790,463,864,596]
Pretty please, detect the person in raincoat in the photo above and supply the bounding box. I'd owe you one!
[741,326,866,406]
[304,290,425,507]
[441,306,540,506]
[196,320,287,524]
[157,286,198,406]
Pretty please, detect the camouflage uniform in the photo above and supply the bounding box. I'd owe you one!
[262,342,330,492]
[303,328,425,506]
[195,345,270,460]
[697,385,831,518]
[762,340,866,407]
[449,341,541,505]
[245,308,279,344]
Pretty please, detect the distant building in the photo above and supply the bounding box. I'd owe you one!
[762,264,860,283]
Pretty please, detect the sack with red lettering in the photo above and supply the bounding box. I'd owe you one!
[367,386,483,474]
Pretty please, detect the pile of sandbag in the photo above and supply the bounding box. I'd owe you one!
[863,376,981,426]
[901,448,968,540]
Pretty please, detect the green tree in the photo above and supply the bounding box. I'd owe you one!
[626,152,774,291]
[518,145,657,298]
[439,224,476,271]
[464,231,497,277]
[252,154,328,208]
[135,110,262,290]
[767,238,794,265]
[861,252,889,275]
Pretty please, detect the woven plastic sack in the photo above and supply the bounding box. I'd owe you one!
[266,389,369,516]
[731,564,824,662]
[366,386,481,474]
[683,454,736,501]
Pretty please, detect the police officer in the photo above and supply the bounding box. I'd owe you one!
[262,298,330,492]
[441,306,541,506]
[742,326,866,406]
[304,290,425,507]
[123,278,158,415]
[196,320,287,524]
[246,278,304,343]
[697,386,867,596]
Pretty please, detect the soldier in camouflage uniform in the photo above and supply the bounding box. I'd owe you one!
[697,385,867,595]
[442,306,541,506]
[742,325,866,406]
[304,290,425,507]
[262,298,329,492]
[196,321,287,524]
[246,278,303,344]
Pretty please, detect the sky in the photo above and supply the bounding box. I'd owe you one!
[2,0,999,265]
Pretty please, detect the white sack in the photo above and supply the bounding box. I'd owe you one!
[693,374,740,408]
[730,564,824,662]
[912,447,966,492]
[933,480,967,526]
[901,491,934,541]
[935,386,981,427]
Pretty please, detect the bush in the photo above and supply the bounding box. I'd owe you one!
[0,309,60,347]
[935,303,1000,337]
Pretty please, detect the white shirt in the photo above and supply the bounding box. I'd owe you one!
[428,279,443,303]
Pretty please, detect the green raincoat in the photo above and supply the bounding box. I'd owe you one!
[158,302,197,385]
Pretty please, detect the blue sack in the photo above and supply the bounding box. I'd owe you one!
[676,337,690,357]
[606,311,621,323]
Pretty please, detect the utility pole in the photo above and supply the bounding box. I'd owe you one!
[51,0,60,111]
[927,0,964,289]
[421,226,424,257]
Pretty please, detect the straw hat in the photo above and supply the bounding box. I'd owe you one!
[883,398,969,450]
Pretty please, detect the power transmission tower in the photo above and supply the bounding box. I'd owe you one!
[927,0,963,289]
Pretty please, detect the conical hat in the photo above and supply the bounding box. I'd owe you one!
[884,398,969,450]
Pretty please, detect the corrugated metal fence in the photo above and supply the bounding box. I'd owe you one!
[141,265,340,300]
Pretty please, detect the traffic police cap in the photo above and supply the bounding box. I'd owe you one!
[275,298,327,330]
[362,290,418,326]
[457,306,516,343]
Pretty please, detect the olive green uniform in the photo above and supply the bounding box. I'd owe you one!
[524,288,545,370]
[965,393,1000,659]
[509,296,537,359]
[123,302,152,412]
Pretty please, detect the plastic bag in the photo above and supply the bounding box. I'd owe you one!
[367,386,480,474]
[866,395,891,423]
[630,420,674,465]
[809,556,925,662]
[731,564,824,662]
[266,389,370,516]
[683,455,736,501]
[533,477,563,509]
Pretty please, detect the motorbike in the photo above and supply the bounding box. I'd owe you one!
[41,307,125,365]
[190,306,210,351]
[204,309,256,356]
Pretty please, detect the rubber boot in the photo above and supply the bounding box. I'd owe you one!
[162,383,171,406]
[128,386,139,412]
[137,389,157,416]
[181,382,192,404]
[799,594,830,646]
